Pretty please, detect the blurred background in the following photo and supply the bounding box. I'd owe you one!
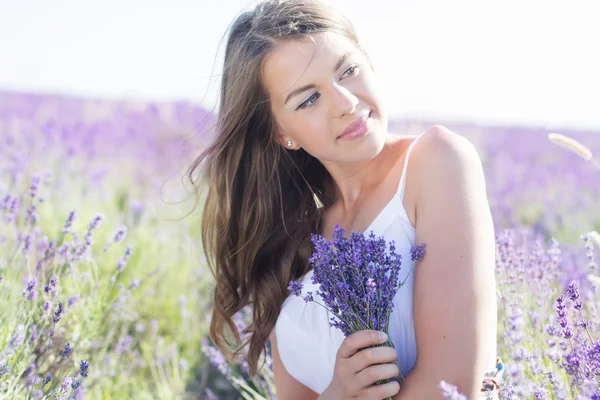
[2,0,600,130]
[1,1,599,399]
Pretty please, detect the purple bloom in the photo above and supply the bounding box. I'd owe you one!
[566,280,580,302]
[87,213,104,230]
[60,376,73,393]
[113,225,127,242]
[62,342,73,359]
[63,210,77,232]
[410,243,426,262]
[29,175,41,199]
[366,277,377,296]
[24,277,36,292]
[68,295,80,307]
[79,360,89,378]
[200,338,230,376]
[42,372,52,385]
[53,300,64,323]
[289,225,426,342]
[22,234,32,254]
[287,280,303,296]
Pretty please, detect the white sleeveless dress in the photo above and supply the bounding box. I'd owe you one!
[274,132,502,395]
[275,133,425,393]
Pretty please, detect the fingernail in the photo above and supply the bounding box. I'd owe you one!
[379,332,388,341]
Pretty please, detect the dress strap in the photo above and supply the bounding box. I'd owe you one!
[397,131,426,202]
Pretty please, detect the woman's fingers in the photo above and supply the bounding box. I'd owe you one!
[336,330,388,359]
[356,363,400,388]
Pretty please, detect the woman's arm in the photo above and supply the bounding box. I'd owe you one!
[392,126,498,399]
[270,330,320,400]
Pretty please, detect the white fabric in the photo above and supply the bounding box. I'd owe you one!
[275,133,426,393]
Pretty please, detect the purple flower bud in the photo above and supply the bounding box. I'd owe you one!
[29,175,41,199]
[27,290,37,301]
[68,295,79,307]
[63,210,77,232]
[566,281,580,302]
[87,214,104,230]
[366,277,377,295]
[25,278,37,292]
[1,195,11,212]
[53,301,64,323]
[113,225,127,243]
[26,205,38,226]
[410,243,426,262]
[287,280,303,296]
[22,235,32,255]
[43,372,52,385]
[79,360,89,378]
[60,376,73,393]
[62,343,73,359]
[71,378,81,389]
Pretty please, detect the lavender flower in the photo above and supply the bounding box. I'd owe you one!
[410,243,426,262]
[290,225,425,336]
[63,210,77,232]
[26,277,36,291]
[113,225,127,242]
[42,372,52,385]
[62,343,72,359]
[200,337,231,376]
[288,224,426,395]
[68,295,80,307]
[53,301,64,323]
[60,376,73,394]
[79,360,89,378]
[29,175,41,199]
[566,280,583,310]
[87,213,104,231]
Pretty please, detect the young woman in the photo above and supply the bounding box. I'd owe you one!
[188,0,502,398]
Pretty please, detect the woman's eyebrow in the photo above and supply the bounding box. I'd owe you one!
[283,51,351,106]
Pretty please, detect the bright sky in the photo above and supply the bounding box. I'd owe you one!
[1,0,599,130]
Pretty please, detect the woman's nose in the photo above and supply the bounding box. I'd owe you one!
[331,83,358,117]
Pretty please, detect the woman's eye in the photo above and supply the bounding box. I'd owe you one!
[298,93,320,110]
[296,65,358,110]
[342,65,358,77]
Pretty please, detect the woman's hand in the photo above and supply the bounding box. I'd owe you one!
[320,330,400,400]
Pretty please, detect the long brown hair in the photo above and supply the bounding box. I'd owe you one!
[186,0,367,378]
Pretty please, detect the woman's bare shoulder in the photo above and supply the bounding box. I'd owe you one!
[402,125,482,226]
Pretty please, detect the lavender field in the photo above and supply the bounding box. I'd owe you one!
[1,89,599,399]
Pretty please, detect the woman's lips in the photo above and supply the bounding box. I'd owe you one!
[338,111,372,140]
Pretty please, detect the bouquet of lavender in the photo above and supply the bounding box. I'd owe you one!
[287,224,426,392]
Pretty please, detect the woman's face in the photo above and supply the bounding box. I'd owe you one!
[262,31,389,164]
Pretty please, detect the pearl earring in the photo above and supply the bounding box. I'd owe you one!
[287,140,293,147]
